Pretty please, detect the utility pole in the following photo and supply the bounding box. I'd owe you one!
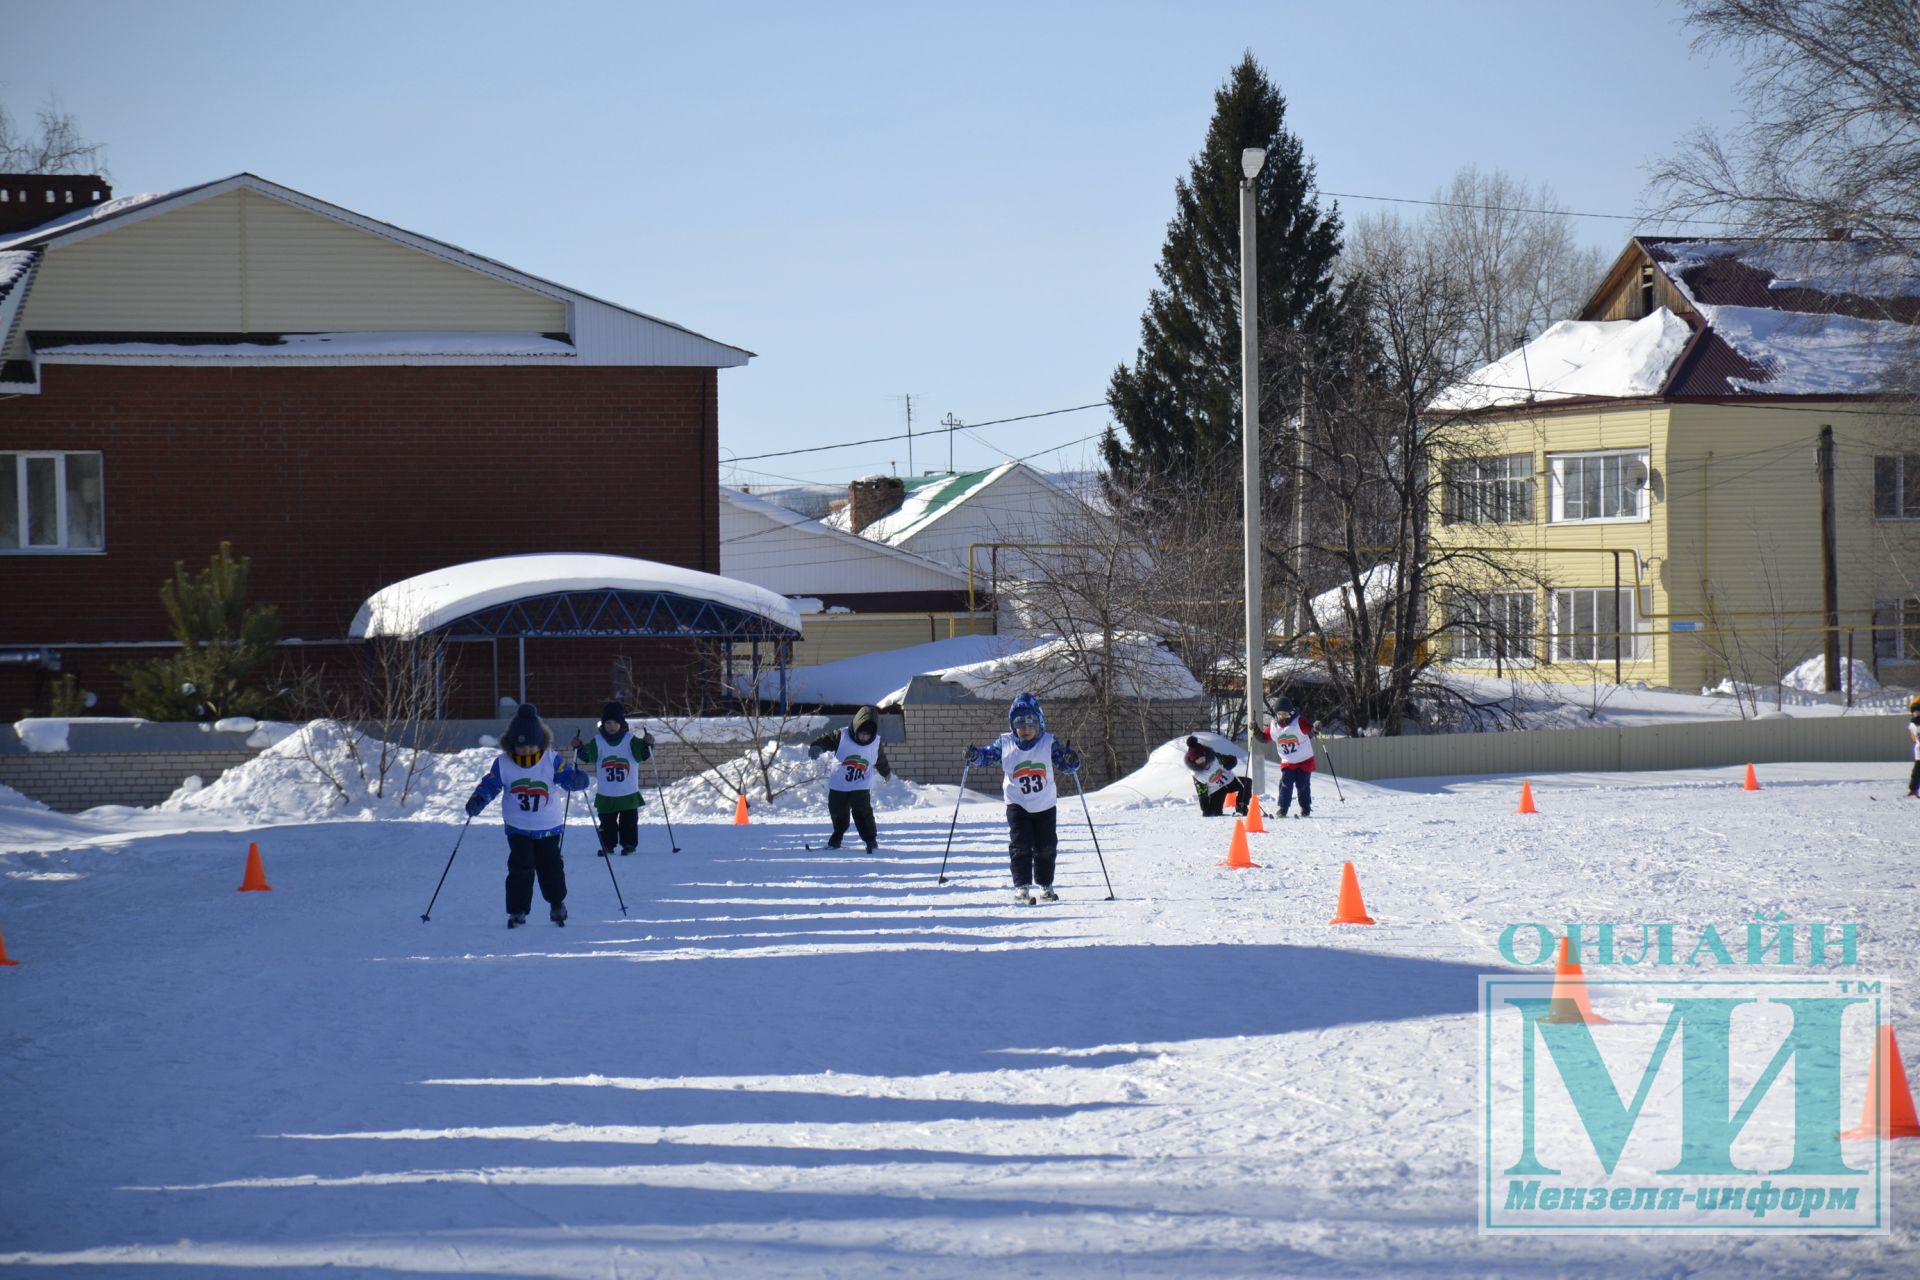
[1238,147,1267,797]
[904,394,915,476]
[1817,424,1839,692]
[941,412,961,473]
[1290,375,1308,640]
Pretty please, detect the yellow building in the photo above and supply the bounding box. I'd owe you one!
[1429,238,1920,692]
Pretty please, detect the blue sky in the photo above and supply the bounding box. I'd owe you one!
[7,1,1745,488]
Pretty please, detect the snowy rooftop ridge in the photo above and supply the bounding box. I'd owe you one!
[37,331,579,363]
[1429,309,1690,413]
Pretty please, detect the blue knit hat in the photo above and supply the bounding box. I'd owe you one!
[1008,692,1044,731]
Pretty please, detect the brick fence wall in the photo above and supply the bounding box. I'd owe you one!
[0,750,263,812]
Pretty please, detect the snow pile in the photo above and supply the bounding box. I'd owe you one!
[655,740,961,820]
[1782,656,1880,693]
[157,720,492,823]
[1429,309,1690,412]
[0,779,49,811]
[1098,737,1227,810]
[1307,564,1398,630]
[1694,304,1917,395]
[13,719,71,752]
[890,633,1202,706]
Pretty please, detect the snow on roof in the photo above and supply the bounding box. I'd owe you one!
[880,632,1203,706]
[742,633,1017,706]
[1431,309,1690,412]
[0,249,35,296]
[822,463,1018,543]
[1687,305,1917,395]
[0,190,177,251]
[718,486,970,583]
[1307,564,1399,630]
[36,331,578,363]
[350,553,800,638]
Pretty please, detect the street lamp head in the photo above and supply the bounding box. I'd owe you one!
[1241,147,1267,181]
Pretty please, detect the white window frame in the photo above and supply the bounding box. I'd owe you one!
[1874,455,1920,520]
[1444,454,1535,525]
[1451,591,1536,665]
[1550,587,1651,663]
[0,451,106,553]
[1548,449,1650,524]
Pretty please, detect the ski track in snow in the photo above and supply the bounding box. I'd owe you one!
[0,761,1914,1277]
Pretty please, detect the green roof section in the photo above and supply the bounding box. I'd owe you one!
[883,466,1004,541]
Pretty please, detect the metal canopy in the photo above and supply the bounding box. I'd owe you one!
[439,587,801,642]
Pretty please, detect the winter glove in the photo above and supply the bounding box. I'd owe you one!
[464,792,487,818]
[1058,742,1082,773]
[964,745,988,767]
[1195,780,1209,800]
[807,745,824,760]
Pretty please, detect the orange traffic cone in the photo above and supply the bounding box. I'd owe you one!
[1244,792,1265,833]
[1842,1025,1920,1140]
[1743,763,1761,791]
[1329,861,1375,924]
[0,925,18,966]
[1218,818,1260,868]
[732,793,750,825]
[1515,781,1538,814]
[237,840,272,892]
[1540,936,1609,1024]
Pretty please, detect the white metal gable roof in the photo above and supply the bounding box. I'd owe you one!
[719,487,971,593]
[0,173,752,369]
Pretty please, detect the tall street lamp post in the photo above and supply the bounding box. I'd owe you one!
[1239,145,1267,796]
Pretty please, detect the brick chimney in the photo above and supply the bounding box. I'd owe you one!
[0,174,112,236]
[847,475,905,534]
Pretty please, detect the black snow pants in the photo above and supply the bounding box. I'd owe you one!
[827,789,878,849]
[1007,804,1059,888]
[505,830,567,915]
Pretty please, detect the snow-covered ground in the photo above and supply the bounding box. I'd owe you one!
[1,733,1916,1277]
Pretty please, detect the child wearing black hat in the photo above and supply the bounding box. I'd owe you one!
[1183,733,1251,816]
[807,704,893,852]
[574,701,654,855]
[464,703,592,927]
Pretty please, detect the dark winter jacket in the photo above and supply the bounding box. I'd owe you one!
[809,705,893,778]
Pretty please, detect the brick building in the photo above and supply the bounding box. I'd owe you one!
[0,173,750,716]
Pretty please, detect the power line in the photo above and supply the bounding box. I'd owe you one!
[725,401,1111,464]
[1310,188,1728,228]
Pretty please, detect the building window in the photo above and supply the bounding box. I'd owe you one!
[1443,454,1534,524]
[1551,587,1650,662]
[1873,599,1920,662]
[0,452,105,552]
[1452,591,1536,663]
[1874,455,1920,519]
[1549,450,1650,522]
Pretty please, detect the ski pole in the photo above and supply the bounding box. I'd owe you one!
[649,751,681,853]
[420,812,476,922]
[1069,771,1116,901]
[936,762,971,884]
[595,804,629,916]
[1316,732,1345,802]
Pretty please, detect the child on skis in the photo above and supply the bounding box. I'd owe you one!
[963,692,1082,904]
[1183,733,1251,816]
[464,703,591,927]
[1258,697,1316,818]
[807,704,893,852]
[573,701,653,856]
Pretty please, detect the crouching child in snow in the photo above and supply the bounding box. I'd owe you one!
[807,704,893,852]
[464,703,591,927]
[1907,695,1920,798]
[1257,697,1315,818]
[1183,734,1251,816]
[574,701,652,856]
[963,693,1082,904]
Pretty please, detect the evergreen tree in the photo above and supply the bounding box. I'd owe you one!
[117,543,282,721]
[1100,53,1346,490]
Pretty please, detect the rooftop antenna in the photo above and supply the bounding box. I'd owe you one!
[903,393,915,476]
[941,412,962,473]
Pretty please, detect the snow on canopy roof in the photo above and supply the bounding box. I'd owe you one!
[1430,309,1690,412]
[350,553,800,639]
